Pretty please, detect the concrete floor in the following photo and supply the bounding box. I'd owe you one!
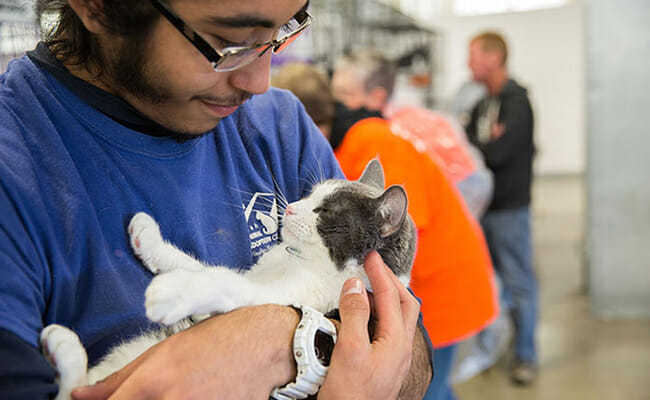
[454,176,650,400]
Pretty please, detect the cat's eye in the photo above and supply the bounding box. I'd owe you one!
[313,207,327,214]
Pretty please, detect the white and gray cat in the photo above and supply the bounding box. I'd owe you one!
[40,159,417,400]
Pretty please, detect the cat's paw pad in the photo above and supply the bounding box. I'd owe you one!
[145,271,195,325]
[129,212,165,274]
[40,324,87,390]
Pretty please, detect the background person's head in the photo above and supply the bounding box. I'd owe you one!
[272,62,335,138]
[36,0,308,135]
[331,50,396,112]
[468,31,508,85]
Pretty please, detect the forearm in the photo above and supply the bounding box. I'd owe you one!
[74,304,301,400]
[185,304,300,395]
[397,325,433,400]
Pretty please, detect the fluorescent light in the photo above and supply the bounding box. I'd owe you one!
[453,0,569,16]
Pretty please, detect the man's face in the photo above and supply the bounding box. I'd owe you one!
[331,67,368,111]
[107,0,307,135]
[468,40,495,83]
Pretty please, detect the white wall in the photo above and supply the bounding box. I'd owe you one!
[429,1,586,175]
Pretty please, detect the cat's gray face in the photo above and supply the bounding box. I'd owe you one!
[281,161,416,278]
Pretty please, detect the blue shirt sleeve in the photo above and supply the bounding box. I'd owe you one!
[0,167,50,348]
[0,329,58,399]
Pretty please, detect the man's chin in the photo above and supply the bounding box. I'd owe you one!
[165,118,224,142]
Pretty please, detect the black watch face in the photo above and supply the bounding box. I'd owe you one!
[314,329,335,366]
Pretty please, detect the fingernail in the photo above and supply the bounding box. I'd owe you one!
[343,278,364,295]
[71,385,91,394]
[70,387,88,399]
[72,382,99,394]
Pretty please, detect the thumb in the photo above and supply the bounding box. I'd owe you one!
[71,362,135,400]
[71,379,118,400]
[71,333,157,400]
[337,278,370,344]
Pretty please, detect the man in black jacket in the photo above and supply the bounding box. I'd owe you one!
[465,31,538,385]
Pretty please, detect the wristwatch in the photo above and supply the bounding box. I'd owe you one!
[270,305,337,400]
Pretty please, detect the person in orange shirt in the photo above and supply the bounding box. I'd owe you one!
[273,54,498,400]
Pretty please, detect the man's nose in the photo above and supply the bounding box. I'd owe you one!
[227,50,272,96]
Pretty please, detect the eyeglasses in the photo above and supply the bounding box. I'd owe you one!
[148,0,312,72]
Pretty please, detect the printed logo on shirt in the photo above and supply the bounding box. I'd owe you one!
[242,192,279,258]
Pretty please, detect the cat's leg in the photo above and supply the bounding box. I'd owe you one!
[40,325,88,400]
[145,265,331,325]
[128,212,205,274]
[144,267,243,324]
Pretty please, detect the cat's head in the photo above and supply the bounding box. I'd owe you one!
[281,159,416,280]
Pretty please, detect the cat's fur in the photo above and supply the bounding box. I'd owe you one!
[41,159,417,400]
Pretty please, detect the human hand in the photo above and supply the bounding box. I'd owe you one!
[490,122,506,140]
[71,305,299,400]
[318,251,420,400]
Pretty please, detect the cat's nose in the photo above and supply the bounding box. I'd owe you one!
[285,205,295,215]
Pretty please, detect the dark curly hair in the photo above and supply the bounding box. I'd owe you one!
[35,0,160,76]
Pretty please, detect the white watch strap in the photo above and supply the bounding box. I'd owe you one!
[270,305,337,400]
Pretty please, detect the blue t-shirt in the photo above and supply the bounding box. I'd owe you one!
[0,55,343,365]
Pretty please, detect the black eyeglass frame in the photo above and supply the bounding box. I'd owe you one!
[148,0,312,72]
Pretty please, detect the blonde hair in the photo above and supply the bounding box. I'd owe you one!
[272,63,335,127]
[334,50,396,97]
[471,31,508,65]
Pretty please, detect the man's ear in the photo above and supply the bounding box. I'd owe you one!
[66,0,108,34]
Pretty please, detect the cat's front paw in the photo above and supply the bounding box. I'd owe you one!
[129,212,165,274]
[41,324,88,396]
[145,270,198,325]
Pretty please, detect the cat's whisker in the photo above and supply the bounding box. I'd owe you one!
[308,167,320,186]
[265,172,290,209]
[274,193,289,210]
[310,149,327,185]
[226,182,289,212]
[222,201,247,212]
[258,173,281,198]
[303,147,327,187]
[299,175,319,189]
[227,186,265,198]
[251,197,280,210]
[225,185,283,217]
[313,163,328,185]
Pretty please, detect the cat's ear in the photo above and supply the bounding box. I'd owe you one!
[358,158,385,190]
[376,185,408,237]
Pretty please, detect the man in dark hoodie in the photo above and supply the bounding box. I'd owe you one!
[465,31,538,385]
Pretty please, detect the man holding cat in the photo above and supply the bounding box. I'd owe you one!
[0,0,432,399]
